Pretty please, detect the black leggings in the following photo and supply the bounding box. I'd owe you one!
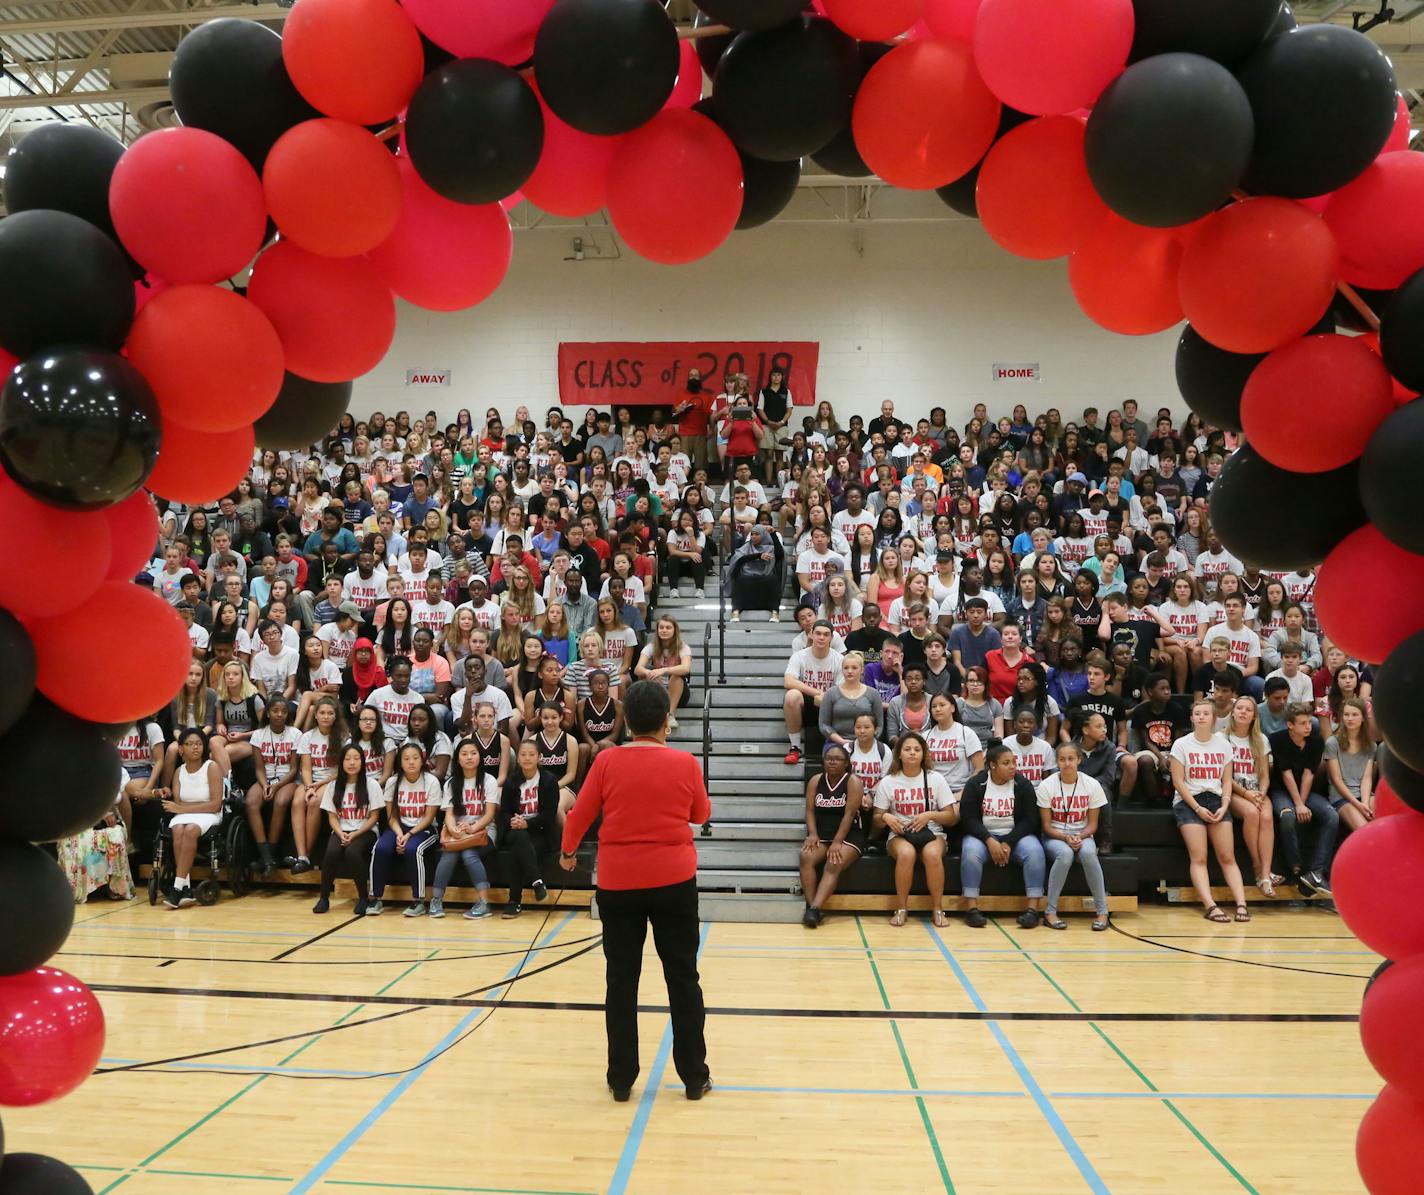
[320,828,376,899]
[665,554,707,589]
[500,827,549,905]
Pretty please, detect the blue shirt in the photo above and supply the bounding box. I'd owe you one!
[303,527,358,558]
[531,530,562,565]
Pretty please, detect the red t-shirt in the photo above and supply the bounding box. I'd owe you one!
[562,742,711,890]
[677,391,713,437]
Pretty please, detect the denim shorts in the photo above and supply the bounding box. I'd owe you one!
[1173,792,1229,828]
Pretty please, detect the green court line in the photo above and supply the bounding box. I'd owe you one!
[855,916,956,1195]
[989,919,1261,1195]
[327,1182,598,1195]
[96,951,441,1195]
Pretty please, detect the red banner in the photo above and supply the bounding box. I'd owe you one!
[557,341,819,407]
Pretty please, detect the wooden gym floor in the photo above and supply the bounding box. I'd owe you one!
[10,892,1378,1194]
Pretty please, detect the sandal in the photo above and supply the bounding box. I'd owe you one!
[1234,905,1251,922]
[1091,916,1110,932]
[1269,873,1286,886]
[1256,876,1276,899]
[1203,904,1230,923]
[931,910,948,928]
[890,909,908,927]
[1043,915,1068,930]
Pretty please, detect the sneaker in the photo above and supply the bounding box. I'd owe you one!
[1017,908,1041,929]
[730,611,740,622]
[280,855,298,871]
[668,716,679,730]
[1295,870,1317,896]
[176,886,197,908]
[532,879,548,902]
[965,909,988,929]
[783,746,802,765]
[365,899,384,916]
[403,902,426,918]
[290,857,313,875]
[769,612,780,623]
[354,899,369,916]
[162,886,180,910]
[667,588,680,598]
[502,903,523,919]
[429,898,445,918]
[685,1078,713,1101]
[695,588,705,599]
[1306,870,1332,898]
[465,900,492,919]
[312,895,330,914]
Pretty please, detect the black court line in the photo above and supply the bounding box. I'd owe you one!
[1109,921,1371,980]
[1146,934,1360,941]
[89,982,1359,1023]
[268,914,363,961]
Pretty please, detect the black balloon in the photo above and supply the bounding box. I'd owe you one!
[0,349,160,511]
[1374,631,1424,773]
[1174,325,1262,433]
[1380,268,1424,393]
[1209,444,1365,571]
[2,125,125,245]
[0,1154,94,1195]
[737,154,801,229]
[712,18,858,162]
[1268,1,1296,37]
[693,9,735,78]
[812,125,873,178]
[1380,744,1424,813]
[0,699,120,843]
[696,0,807,30]
[405,60,544,204]
[1361,401,1424,555]
[169,18,319,170]
[0,612,35,739]
[254,374,354,451]
[1130,0,1283,65]
[0,840,75,977]
[1086,53,1254,228]
[0,210,135,360]
[535,0,680,136]
[1238,24,1397,199]
[935,106,1033,219]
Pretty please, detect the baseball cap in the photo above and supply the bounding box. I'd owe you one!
[1069,471,1087,484]
[936,548,956,562]
[338,601,364,620]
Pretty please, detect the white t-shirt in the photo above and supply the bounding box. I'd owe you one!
[366,684,423,745]
[1227,732,1270,792]
[115,722,166,778]
[187,623,210,652]
[1169,731,1232,803]
[832,509,876,540]
[719,479,768,507]
[1008,735,1054,784]
[1163,601,1210,643]
[785,647,843,694]
[316,622,356,670]
[1266,668,1313,703]
[796,548,848,588]
[823,598,863,641]
[873,769,957,839]
[887,595,940,629]
[1203,622,1261,671]
[450,684,514,727]
[1036,772,1108,835]
[922,723,984,790]
[443,772,499,842]
[252,725,302,784]
[343,568,388,609]
[410,599,455,634]
[384,772,443,829]
[849,740,892,792]
[320,777,386,832]
[455,600,500,634]
[789,630,848,654]
[599,575,645,606]
[250,647,299,696]
[303,659,342,693]
[1194,550,1242,594]
[601,626,639,667]
[298,728,338,783]
[928,574,960,608]
[980,777,1019,837]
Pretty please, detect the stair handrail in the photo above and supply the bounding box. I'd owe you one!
[717,519,729,685]
[700,685,713,837]
[702,620,711,695]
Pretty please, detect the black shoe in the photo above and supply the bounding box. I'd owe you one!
[312,895,330,914]
[259,859,275,877]
[610,1086,632,1102]
[290,858,314,875]
[801,905,819,929]
[1305,870,1332,897]
[162,885,180,910]
[685,1078,712,1101]
[965,909,988,929]
[354,899,369,916]
[176,886,197,908]
[1017,908,1042,929]
[501,903,523,919]
[1295,870,1317,896]
[280,855,297,870]
[532,879,548,902]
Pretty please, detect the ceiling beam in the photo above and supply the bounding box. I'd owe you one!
[0,3,288,37]
[0,83,167,110]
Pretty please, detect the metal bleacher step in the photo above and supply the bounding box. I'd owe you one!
[705,795,805,819]
[696,867,802,894]
[697,821,803,842]
[695,893,810,923]
[706,755,800,778]
[675,721,785,742]
[696,840,795,868]
[707,776,804,797]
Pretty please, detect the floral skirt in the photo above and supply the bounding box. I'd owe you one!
[58,826,134,903]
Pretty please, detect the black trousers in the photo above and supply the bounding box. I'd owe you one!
[500,828,548,905]
[598,878,708,1092]
[320,828,376,899]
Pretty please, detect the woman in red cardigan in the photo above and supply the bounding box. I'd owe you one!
[560,680,712,1105]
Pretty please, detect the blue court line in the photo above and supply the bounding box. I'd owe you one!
[923,923,1111,1195]
[99,1057,385,1079]
[608,921,712,1195]
[698,943,1373,958]
[658,1083,1372,1101]
[288,911,577,1195]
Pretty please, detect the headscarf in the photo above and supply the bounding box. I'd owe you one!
[350,637,386,700]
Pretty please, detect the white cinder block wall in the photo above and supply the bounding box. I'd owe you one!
[351,218,1183,428]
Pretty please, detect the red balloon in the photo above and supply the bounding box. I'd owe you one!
[1240,335,1394,473]
[133,274,168,314]
[607,110,743,266]
[1362,956,1424,1099]
[852,40,1001,190]
[1385,93,1412,154]
[1324,152,1424,291]
[666,40,703,110]
[1315,526,1424,664]
[109,128,267,285]
[924,0,982,39]
[29,581,191,723]
[974,0,1134,116]
[823,0,923,41]
[1070,213,1195,335]
[264,120,402,259]
[1358,1085,1424,1195]
[523,88,623,217]
[0,473,111,618]
[1334,815,1424,959]
[1178,198,1340,354]
[0,968,105,1107]
[125,285,285,433]
[146,421,255,507]
[283,0,423,125]
[247,241,396,383]
[977,116,1108,260]
[1375,780,1410,819]
[401,0,553,64]
[104,489,160,580]
[367,157,512,312]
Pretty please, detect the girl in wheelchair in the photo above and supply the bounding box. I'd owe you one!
[163,728,224,908]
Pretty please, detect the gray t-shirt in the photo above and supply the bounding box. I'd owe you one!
[1321,737,1373,802]
[819,685,884,743]
[587,432,624,461]
[956,697,1004,744]
[949,623,1001,671]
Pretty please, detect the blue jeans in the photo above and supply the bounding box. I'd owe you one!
[432,846,489,896]
[960,834,1046,898]
[1044,836,1107,915]
[1269,789,1339,875]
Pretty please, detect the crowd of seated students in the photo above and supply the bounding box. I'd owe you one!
[769,396,1379,930]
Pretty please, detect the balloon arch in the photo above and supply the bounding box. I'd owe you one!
[1,0,1423,1188]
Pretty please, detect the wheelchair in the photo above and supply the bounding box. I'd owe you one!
[146,780,254,906]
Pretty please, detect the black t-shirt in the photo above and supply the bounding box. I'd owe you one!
[1067,690,1127,732]
[556,440,584,464]
[899,630,929,667]
[1193,663,1244,697]
[1111,616,1160,668]
[1130,698,1191,753]
[845,625,895,661]
[1268,728,1324,790]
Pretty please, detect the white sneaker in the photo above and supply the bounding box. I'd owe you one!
[668,716,679,730]
[667,588,680,598]
[695,588,705,598]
